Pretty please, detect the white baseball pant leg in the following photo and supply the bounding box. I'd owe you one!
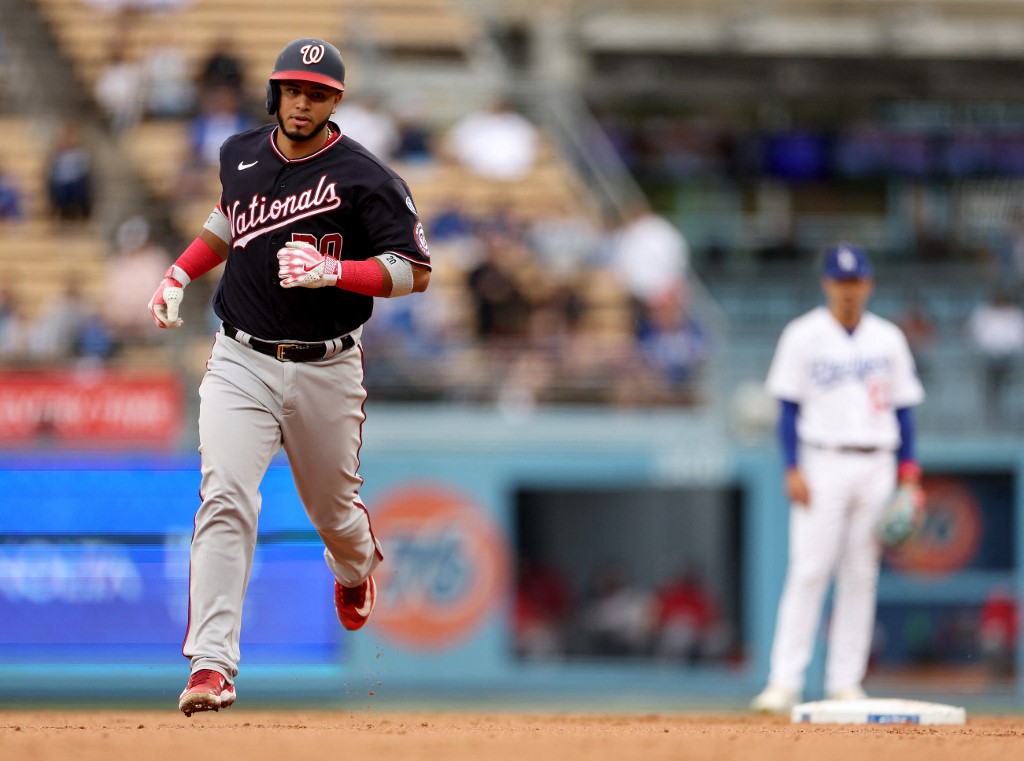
[824,450,894,695]
[765,447,894,696]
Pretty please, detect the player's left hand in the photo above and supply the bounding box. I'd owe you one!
[277,241,340,288]
[876,483,924,549]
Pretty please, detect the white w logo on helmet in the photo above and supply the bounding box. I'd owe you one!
[838,247,857,271]
[301,44,325,65]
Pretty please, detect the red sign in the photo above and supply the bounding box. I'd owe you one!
[372,484,509,650]
[0,370,184,445]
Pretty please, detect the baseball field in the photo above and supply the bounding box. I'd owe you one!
[3,709,1024,760]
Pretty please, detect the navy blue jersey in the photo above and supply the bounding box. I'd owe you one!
[212,124,431,341]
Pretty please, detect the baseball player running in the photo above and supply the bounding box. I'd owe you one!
[751,243,924,714]
[147,38,432,717]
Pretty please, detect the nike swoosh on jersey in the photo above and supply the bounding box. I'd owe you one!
[238,160,259,170]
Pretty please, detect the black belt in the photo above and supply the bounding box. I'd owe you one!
[223,323,354,363]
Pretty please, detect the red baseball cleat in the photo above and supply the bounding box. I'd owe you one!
[335,575,376,631]
[178,669,237,717]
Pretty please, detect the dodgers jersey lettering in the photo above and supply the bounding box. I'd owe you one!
[213,124,431,341]
[766,306,924,449]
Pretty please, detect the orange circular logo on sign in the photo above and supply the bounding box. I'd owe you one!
[372,484,509,650]
[886,476,983,575]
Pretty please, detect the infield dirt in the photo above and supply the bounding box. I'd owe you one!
[2,710,1023,761]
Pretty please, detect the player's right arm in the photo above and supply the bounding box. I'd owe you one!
[785,468,810,508]
[767,319,811,508]
[148,209,229,329]
[778,398,810,508]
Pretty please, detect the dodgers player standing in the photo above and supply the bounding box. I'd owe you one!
[751,244,924,714]
[146,38,432,716]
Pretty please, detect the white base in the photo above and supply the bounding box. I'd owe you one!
[791,698,966,725]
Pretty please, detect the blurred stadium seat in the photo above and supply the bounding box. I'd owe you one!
[1,0,1023,430]
[0,118,107,319]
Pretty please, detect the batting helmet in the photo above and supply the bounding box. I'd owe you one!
[265,38,346,115]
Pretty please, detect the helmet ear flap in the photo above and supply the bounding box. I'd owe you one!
[265,81,279,115]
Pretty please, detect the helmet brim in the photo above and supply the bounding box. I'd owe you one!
[269,70,345,92]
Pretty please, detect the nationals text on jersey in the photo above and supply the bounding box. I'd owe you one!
[229,175,341,248]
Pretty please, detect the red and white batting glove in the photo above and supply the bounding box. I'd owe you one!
[277,241,340,288]
[148,267,185,329]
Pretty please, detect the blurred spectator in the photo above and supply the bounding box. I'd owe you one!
[188,84,254,167]
[514,560,571,660]
[393,99,435,164]
[427,197,476,243]
[966,287,1024,426]
[754,213,804,266]
[553,268,636,405]
[75,310,118,363]
[26,282,116,366]
[979,584,1018,679]
[524,199,601,281]
[360,275,470,401]
[578,563,657,657]
[27,281,93,362]
[0,286,15,323]
[197,35,245,96]
[333,95,400,161]
[94,40,146,133]
[174,83,254,203]
[0,160,24,221]
[896,295,937,384]
[443,98,539,180]
[908,186,957,262]
[0,35,8,112]
[496,347,558,415]
[0,287,30,362]
[996,206,1024,284]
[635,290,709,405]
[605,202,690,311]
[466,233,532,339]
[101,216,172,343]
[142,35,196,118]
[652,566,728,663]
[419,199,482,273]
[46,120,94,222]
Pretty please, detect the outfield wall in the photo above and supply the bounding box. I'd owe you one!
[1,405,1021,707]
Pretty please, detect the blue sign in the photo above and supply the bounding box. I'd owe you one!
[0,456,344,665]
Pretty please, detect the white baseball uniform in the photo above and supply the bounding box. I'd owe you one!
[763,305,924,697]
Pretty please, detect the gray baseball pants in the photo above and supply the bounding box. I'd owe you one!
[183,328,382,680]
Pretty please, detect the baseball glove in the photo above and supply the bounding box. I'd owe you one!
[876,484,923,549]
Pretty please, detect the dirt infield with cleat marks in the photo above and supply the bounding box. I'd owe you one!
[2,710,1024,761]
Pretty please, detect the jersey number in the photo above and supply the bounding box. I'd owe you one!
[867,378,891,412]
[291,233,343,259]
